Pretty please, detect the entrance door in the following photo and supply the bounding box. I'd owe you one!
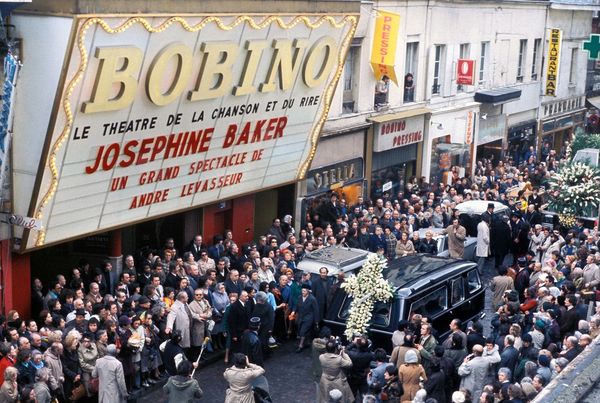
[213,209,234,237]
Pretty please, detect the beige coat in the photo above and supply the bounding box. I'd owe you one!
[42,349,63,392]
[318,352,354,403]
[189,298,213,347]
[224,363,265,403]
[446,224,467,258]
[396,240,416,258]
[166,300,197,348]
[398,363,426,401]
[490,275,514,308]
[390,345,421,368]
[92,355,128,403]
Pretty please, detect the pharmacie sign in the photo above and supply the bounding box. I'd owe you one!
[24,14,357,250]
[374,115,424,152]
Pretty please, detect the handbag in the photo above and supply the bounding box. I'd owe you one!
[69,382,86,402]
[206,319,216,333]
[89,377,99,394]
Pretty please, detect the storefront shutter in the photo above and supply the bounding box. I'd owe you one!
[372,143,418,171]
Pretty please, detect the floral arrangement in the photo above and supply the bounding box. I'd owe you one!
[547,161,600,225]
[340,253,394,338]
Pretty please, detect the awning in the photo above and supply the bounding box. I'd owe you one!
[367,107,430,123]
[587,96,600,110]
[474,88,522,104]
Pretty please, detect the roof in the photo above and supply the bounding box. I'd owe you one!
[382,255,462,290]
[297,246,369,275]
[455,200,509,215]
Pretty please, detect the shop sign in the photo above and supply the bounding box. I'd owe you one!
[456,59,476,86]
[0,213,42,230]
[370,10,400,85]
[374,115,424,152]
[23,14,357,250]
[545,28,562,96]
[306,158,363,195]
[465,111,474,145]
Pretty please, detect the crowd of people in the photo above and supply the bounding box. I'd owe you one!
[0,146,597,403]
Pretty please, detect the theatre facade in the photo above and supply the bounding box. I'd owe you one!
[0,0,360,316]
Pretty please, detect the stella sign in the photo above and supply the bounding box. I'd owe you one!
[23,15,357,250]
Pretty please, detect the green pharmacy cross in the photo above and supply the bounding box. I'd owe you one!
[583,34,600,60]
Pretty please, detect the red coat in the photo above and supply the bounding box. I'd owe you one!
[0,356,15,384]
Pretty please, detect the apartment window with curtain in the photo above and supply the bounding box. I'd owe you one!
[458,43,471,92]
[531,38,541,80]
[569,48,578,84]
[342,46,358,114]
[432,45,445,95]
[517,39,527,82]
[404,42,419,102]
[479,41,489,84]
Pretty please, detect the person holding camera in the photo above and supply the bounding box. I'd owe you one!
[224,353,265,403]
[317,339,354,403]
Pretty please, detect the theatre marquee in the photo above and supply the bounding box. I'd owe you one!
[21,14,357,250]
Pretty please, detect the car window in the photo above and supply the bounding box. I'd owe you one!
[338,297,391,327]
[467,270,482,293]
[409,287,447,318]
[451,278,464,305]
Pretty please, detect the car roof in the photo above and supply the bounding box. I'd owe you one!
[455,200,509,215]
[297,246,369,275]
[382,255,475,291]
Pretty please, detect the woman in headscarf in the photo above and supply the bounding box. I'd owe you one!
[398,350,426,401]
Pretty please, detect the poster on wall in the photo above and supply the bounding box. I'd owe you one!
[456,59,476,86]
[23,14,357,250]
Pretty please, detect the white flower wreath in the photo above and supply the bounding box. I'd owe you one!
[340,253,394,338]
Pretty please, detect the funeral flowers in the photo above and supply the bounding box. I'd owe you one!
[341,253,394,338]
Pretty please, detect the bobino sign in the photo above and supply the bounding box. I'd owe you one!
[24,14,357,249]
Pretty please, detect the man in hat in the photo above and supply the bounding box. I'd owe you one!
[292,283,320,353]
[514,257,530,302]
[481,203,495,224]
[65,308,88,334]
[242,317,264,367]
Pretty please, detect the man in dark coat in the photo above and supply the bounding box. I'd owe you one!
[321,193,341,226]
[559,295,579,338]
[514,257,530,302]
[251,291,275,354]
[293,284,320,353]
[500,335,519,380]
[346,336,374,398]
[242,317,264,367]
[491,216,512,267]
[227,290,251,353]
[311,268,333,321]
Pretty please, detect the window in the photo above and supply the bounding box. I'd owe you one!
[343,46,359,113]
[458,43,471,92]
[531,38,541,80]
[479,42,489,83]
[404,42,419,102]
[451,278,465,305]
[409,287,447,318]
[467,270,482,293]
[569,48,578,84]
[339,297,392,327]
[432,45,445,95]
[517,39,527,82]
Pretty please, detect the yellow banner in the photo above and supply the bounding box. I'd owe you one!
[370,10,400,85]
[545,28,561,96]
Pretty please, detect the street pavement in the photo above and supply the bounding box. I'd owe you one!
[138,340,315,403]
[139,259,498,402]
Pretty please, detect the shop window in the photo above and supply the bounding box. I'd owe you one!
[370,161,416,200]
[343,46,360,114]
[531,38,541,80]
[404,42,418,102]
[432,45,445,95]
[457,43,470,93]
[479,41,489,84]
[517,39,527,83]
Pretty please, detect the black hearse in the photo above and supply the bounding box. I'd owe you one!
[324,255,485,351]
